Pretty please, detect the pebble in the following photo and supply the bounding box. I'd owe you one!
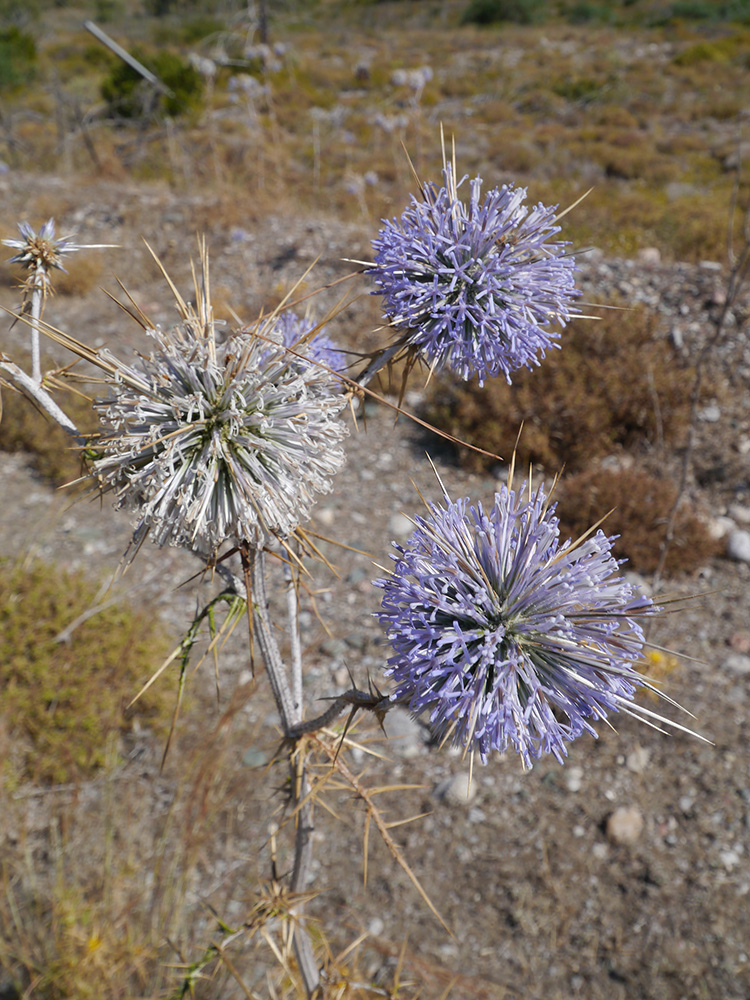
[709,515,735,540]
[241,748,268,768]
[316,506,337,527]
[722,653,750,676]
[438,772,478,806]
[626,745,650,774]
[727,530,750,563]
[606,806,644,845]
[679,795,695,815]
[319,637,347,659]
[565,765,584,793]
[720,848,742,871]
[636,247,661,266]
[729,631,750,654]
[698,403,721,423]
[388,512,414,539]
[729,504,750,525]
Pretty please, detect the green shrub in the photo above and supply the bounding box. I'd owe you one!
[551,76,607,103]
[460,0,548,26]
[178,14,226,43]
[421,305,695,474]
[556,466,720,576]
[653,0,750,24]
[0,26,36,91]
[565,2,616,24]
[101,48,204,120]
[0,558,174,786]
[673,42,731,67]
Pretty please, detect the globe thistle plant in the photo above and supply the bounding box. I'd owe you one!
[369,164,579,384]
[377,480,696,768]
[3,219,84,295]
[3,219,114,384]
[91,253,348,555]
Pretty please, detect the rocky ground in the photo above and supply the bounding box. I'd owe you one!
[1,170,750,1000]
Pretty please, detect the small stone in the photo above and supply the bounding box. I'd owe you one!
[727,530,750,562]
[346,566,369,586]
[720,848,741,870]
[722,653,750,676]
[368,917,384,937]
[241,748,268,768]
[729,631,750,654]
[316,506,336,527]
[333,666,350,687]
[636,247,660,266]
[566,765,584,793]
[729,504,750,525]
[440,772,477,806]
[626,746,650,774]
[319,637,347,659]
[679,795,695,815]
[698,403,721,423]
[669,325,684,350]
[606,806,644,845]
[388,512,414,538]
[708,515,735,540]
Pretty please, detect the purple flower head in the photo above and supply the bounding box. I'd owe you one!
[264,311,347,375]
[376,482,664,768]
[369,165,580,384]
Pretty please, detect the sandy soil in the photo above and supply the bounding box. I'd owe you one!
[1,170,749,1000]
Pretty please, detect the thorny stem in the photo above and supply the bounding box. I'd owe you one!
[0,358,85,444]
[241,544,296,730]
[30,268,43,385]
[354,337,406,389]
[244,544,319,997]
[285,561,303,721]
[287,687,394,739]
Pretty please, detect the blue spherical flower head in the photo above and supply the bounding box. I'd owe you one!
[369,165,579,384]
[269,311,347,374]
[377,483,663,768]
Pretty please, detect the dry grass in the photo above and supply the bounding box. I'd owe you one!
[555,464,720,576]
[1,3,747,261]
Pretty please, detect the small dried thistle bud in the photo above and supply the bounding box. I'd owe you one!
[3,219,115,304]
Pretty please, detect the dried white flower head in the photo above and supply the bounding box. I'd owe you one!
[92,251,347,554]
[3,219,114,297]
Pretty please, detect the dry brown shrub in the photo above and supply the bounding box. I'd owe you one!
[556,465,720,576]
[53,254,105,296]
[422,304,694,474]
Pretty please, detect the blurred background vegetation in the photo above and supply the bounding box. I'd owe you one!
[0,0,748,257]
